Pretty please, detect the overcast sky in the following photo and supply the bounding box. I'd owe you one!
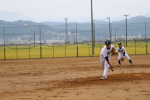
[0,0,150,22]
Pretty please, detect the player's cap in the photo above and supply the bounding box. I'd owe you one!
[105,40,111,45]
[118,43,122,45]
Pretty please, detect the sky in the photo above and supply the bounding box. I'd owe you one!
[0,0,150,22]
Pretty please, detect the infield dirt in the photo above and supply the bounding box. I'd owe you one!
[0,55,150,100]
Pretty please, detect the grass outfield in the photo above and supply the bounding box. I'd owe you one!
[0,41,149,59]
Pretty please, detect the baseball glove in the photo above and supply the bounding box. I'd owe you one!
[111,47,116,55]
[120,57,125,61]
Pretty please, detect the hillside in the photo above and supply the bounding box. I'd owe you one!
[0,16,150,42]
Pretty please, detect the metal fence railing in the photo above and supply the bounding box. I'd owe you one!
[0,40,149,60]
[0,22,150,59]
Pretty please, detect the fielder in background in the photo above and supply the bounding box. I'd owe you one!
[100,40,115,80]
[116,43,134,67]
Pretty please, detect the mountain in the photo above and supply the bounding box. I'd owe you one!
[145,13,150,17]
[0,15,150,42]
[0,11,34,22]
[42,21,65,25]
[113,16,150,23]
[0,20,43,27]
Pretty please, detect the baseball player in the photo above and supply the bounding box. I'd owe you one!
[116,43,134,67]
[100,40,115,80]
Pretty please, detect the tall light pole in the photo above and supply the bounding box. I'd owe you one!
[93,19,96,47]
[124,15,129,47]
[107,17,111,41]
[65,18,68,43]
[91,0,94,55]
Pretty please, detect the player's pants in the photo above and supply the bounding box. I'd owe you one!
[100,55,111,78]
[117,53,130,60]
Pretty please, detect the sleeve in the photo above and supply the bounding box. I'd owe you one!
[122,47,125,56]
[111,45,114,48]
[105,56,109,61]
[110,45,115,52]
[102,50,108,58]
[123,52,125,56]
[116,47,119,53]
[122,47,126,52]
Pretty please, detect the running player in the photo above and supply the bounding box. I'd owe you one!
[100,40,115,80]
[116,43,134,67]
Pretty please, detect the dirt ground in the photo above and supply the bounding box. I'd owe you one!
[0,55,150,100]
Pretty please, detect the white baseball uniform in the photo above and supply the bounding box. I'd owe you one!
[100,45,114,78]
[116,46,130,60]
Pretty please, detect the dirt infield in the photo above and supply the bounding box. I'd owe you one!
[0,55,150,100]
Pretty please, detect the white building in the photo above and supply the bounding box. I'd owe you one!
[112,34,142,41]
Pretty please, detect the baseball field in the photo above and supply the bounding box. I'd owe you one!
[0,54,150,100]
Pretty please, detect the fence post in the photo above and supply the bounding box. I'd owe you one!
[124,40,125,46]
[148,41,149,54]
[39,25,42,59]
[146,42,148,54]
[65,43,66,57]
[3,26,6,60]
[76,42,78,57]
[3,45,6,60]
[29,44,30,59]
[53,43,54,58]
[135,40,136,55]
[16,45,18,59]
[100,42,101,51]
[88,43,90,57]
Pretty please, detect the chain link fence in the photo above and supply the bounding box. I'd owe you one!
[0,22,150,60]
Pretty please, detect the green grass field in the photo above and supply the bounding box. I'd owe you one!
[0,41,149,60]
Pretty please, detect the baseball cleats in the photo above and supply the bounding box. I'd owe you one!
[100,76,106,80]
[131,64,134,66]
[118,64,122,67]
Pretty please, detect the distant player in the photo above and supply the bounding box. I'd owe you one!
[116,43,134,67]
[100,40,115,80]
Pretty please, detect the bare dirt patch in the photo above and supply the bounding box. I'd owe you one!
[0,55,150,100]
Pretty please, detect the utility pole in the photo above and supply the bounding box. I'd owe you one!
[107,17,111,41]
[124,15,129,47]
[93,20,96,47]
[65,18,68,43]
[76,24,78,43]
[91,0,94,55]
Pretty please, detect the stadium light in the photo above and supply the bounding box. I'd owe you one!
[91,0,94,55]
[65,18,68,43]
[107,17,111,42]
[124,15,129,47]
